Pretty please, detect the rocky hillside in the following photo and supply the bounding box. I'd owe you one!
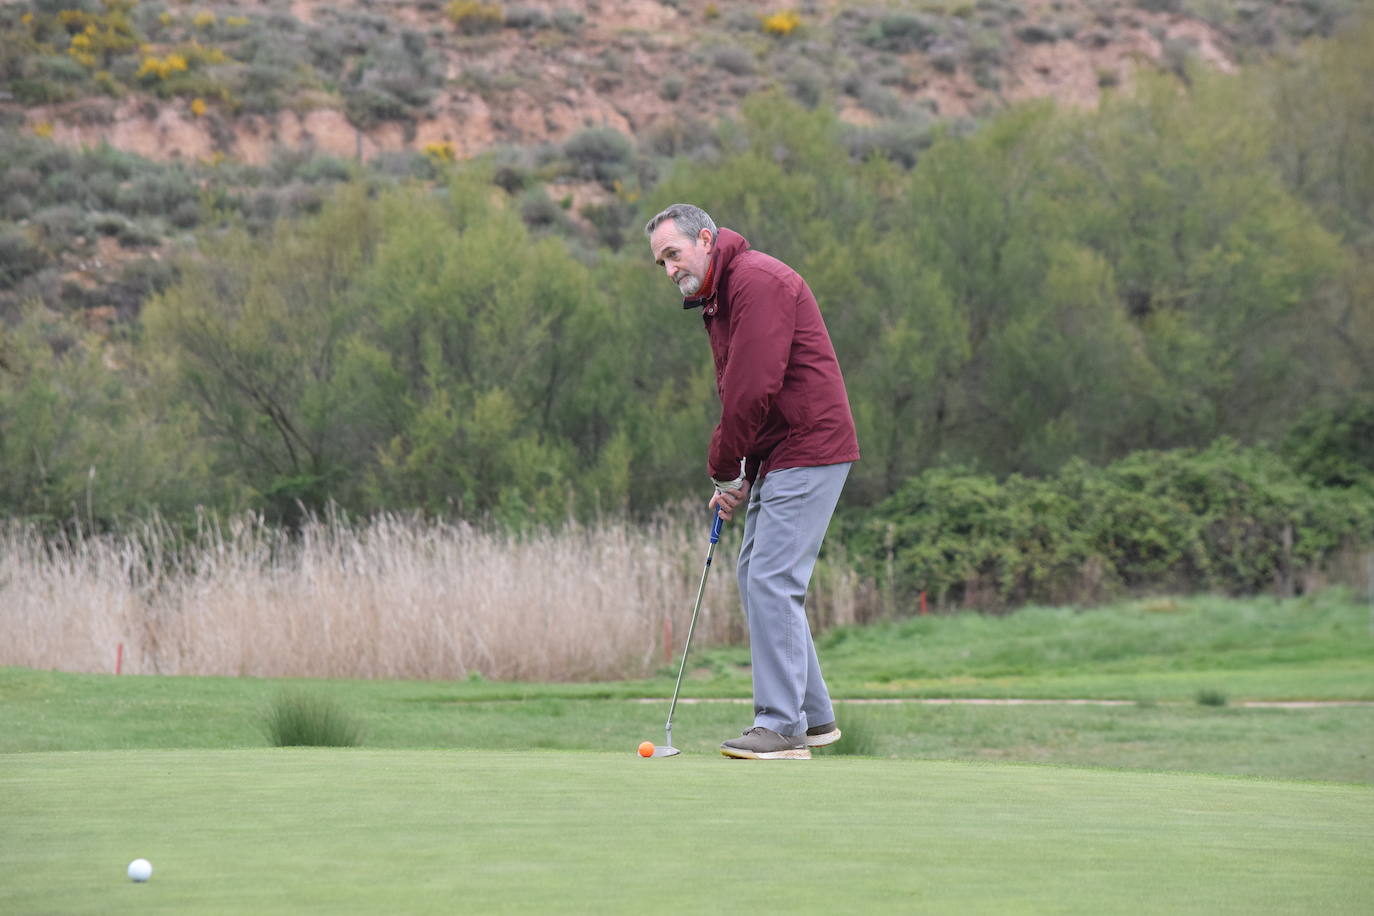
[1,0,1364,324]
[3,0,1352,166]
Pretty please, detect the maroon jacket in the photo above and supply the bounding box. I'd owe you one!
[683,228,860,483]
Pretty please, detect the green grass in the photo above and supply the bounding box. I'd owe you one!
[3,592,1372,910]
[808,590,1374,689]
[2,749,1370,914]
[2,591,1372,783]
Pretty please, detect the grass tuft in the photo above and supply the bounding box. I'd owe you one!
[262,690,364,747]
[825,704,883,756]
[1195,688,1229,707]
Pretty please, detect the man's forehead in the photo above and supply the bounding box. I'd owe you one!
[650,223,693,257]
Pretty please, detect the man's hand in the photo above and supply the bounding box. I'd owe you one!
[709,478,751,522]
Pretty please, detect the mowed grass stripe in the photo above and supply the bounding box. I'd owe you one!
[2,750,1371,914]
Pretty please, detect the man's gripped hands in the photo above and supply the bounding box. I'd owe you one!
[709,477,751,522]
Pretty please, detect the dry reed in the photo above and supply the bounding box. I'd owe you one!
[1,507,866,681]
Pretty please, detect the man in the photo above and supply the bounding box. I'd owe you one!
[645,203,860,760]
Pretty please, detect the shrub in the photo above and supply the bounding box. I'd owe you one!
[930,47,960,74]
[861,13,940,52]
[854,440,1374,610]
[337,28,441,130]
[1017,22,1060,43]
[551,9,584,33]
[3,192,35,221]
[446,0,503,34]
[31,204,90,248]
[761,10,802,37]
[1283,398,1374,490]
[712,45,756,76]
[580,197,636,249]
[518,188,567,231]
[115,171,197,217]
[502,5,548,30]
[168,197,201,229]
[261,690,364,747]
[344,86,410,129]
[0,230,48,290]
[856,81,902,117]
[969,27,1006,65]
[844,113,935,167]
[561,127,634,187]
[783,60,825,108]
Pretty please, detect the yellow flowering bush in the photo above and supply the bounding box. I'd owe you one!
[136,52,189,80]
[423,142,456,163]
[761,11,802,37]
[53,3,141,69]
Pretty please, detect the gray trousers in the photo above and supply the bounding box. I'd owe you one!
[737,462,851,738]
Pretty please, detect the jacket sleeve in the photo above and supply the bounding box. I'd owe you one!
[708,266,796,479]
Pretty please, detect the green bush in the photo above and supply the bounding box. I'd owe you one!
[0,230,48,290]
[843,114,935,167]
[502,6,549,30]
[561,127,634,188]
[861,13,940,52]
[1283,398,1374,490]
[853,440,1374,611]
[712,45,756,76]
[1016,22,1060,43]
[782,60,826,108]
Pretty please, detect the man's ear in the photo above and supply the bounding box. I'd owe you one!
[699,228,714,253]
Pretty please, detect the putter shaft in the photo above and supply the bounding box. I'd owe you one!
[663,511,724,746]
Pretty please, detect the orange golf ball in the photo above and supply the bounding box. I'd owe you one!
[637,741,655,758]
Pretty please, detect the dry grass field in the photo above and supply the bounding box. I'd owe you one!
[0,508,863,681]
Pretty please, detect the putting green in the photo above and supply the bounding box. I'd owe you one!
[2,749,1370,913]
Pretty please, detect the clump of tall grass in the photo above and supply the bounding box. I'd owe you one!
[824,703,883,756]
[1195,688,1229,707]
[262,690,363,747]
[0,507,866,681]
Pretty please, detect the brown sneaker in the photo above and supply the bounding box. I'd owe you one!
[720,727,811,760]
[805,721,842,748]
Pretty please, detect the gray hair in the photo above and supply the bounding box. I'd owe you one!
[644,203,716,241]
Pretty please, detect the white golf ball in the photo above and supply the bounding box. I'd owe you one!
[127,858,152,882]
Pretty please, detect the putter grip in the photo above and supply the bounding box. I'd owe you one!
[709,508,724,544]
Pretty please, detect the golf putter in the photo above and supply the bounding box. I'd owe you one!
[650,508,724,757]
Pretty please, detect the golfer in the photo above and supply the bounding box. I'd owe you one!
[646,204,860,760]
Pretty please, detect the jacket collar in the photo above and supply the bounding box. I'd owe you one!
[682,228,750,315]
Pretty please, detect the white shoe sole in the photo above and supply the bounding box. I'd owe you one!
[805,728,841,748]
[719,746,812,760]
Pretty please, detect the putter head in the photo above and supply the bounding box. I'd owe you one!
[651,745,680,758]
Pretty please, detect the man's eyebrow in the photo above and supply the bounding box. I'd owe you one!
[655,247,677,266]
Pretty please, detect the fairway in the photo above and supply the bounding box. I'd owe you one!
[3,750,1371,914]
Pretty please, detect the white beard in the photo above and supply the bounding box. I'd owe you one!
[677,273,702,296]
